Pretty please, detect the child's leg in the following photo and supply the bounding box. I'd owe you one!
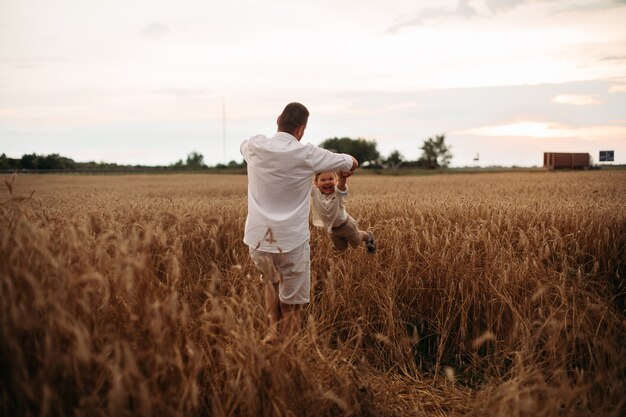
[339,216,375,253]
[362,230,376,253]
[330,234,348,252]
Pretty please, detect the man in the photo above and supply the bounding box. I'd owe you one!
[240,102,358,343]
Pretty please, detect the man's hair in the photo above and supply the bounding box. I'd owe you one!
[278,102,309,134]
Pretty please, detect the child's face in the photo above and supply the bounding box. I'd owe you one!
[315,172,336,195]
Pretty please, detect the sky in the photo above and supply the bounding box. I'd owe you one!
[1,0,625,167]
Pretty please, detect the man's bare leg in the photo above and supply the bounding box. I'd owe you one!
[263,282,281,344]
[279,302,302,338]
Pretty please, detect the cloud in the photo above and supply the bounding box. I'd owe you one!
[149,88,214,99]
[459,121,571,137]
[384,0,548,33]
[140,21,171,40]
[383,9,444,33]
[608,84,626,93]
[456,0,479,17]
[0,58,67,69]
[457,120,626,140]
[383,101,420,111]
[384,0,477,33]
[552,0,626,13]
[552,94,601,105]
[601,55,626,62]
[485,0,527,13]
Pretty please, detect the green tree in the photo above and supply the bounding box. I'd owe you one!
[171,159,185,169]
[38,154,77,170]
[20,153,40,169]
[185,151,206,169]
[0,153,9,170]
[319,137,380,164]
[385,150,404,170]
[418,134,452,169]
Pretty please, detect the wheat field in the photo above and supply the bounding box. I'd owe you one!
[1,171,624,417]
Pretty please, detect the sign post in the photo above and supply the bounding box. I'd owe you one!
[599,151,614,165]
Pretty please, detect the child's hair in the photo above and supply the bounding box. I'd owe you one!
[314,171,338,181]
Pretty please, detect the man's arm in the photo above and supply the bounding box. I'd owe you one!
[240,139,248,158]
[340,156,358,179]
[349,156,358,172]
[308,145,356,174]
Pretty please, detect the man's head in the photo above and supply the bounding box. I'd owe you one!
[277,102,309,140]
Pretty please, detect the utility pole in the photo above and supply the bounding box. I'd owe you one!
[222,97,226,164]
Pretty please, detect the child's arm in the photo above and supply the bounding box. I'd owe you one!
[336,173,347,191]
[336,173,349,199]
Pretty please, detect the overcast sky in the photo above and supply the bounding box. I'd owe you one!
[1,0,625,167]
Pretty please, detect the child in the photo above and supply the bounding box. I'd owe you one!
[311,171,376,253]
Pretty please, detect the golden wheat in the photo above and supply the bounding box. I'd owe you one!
[1,171,624,417]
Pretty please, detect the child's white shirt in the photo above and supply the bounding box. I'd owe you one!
[310,185,349,231]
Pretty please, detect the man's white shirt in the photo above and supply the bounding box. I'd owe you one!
[241,132,354,253]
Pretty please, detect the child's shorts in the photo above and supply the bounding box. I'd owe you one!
[329,215,362,251]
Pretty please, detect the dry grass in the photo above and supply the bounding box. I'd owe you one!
[1,171,624,417]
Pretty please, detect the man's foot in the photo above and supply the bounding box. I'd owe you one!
[262,325,280,345]
[365,232,376,254]
[262,332,281,345]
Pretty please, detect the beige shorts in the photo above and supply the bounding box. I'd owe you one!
[330,215,362,251]
[249,240,310,305]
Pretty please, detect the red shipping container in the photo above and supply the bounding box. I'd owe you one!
[543,152,590,169]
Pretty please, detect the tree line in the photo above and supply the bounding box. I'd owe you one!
[1,134,452,171]
[319,134,452,169]
[0,152,245,172]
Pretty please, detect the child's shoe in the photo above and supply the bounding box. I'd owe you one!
[366,232,376,254]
